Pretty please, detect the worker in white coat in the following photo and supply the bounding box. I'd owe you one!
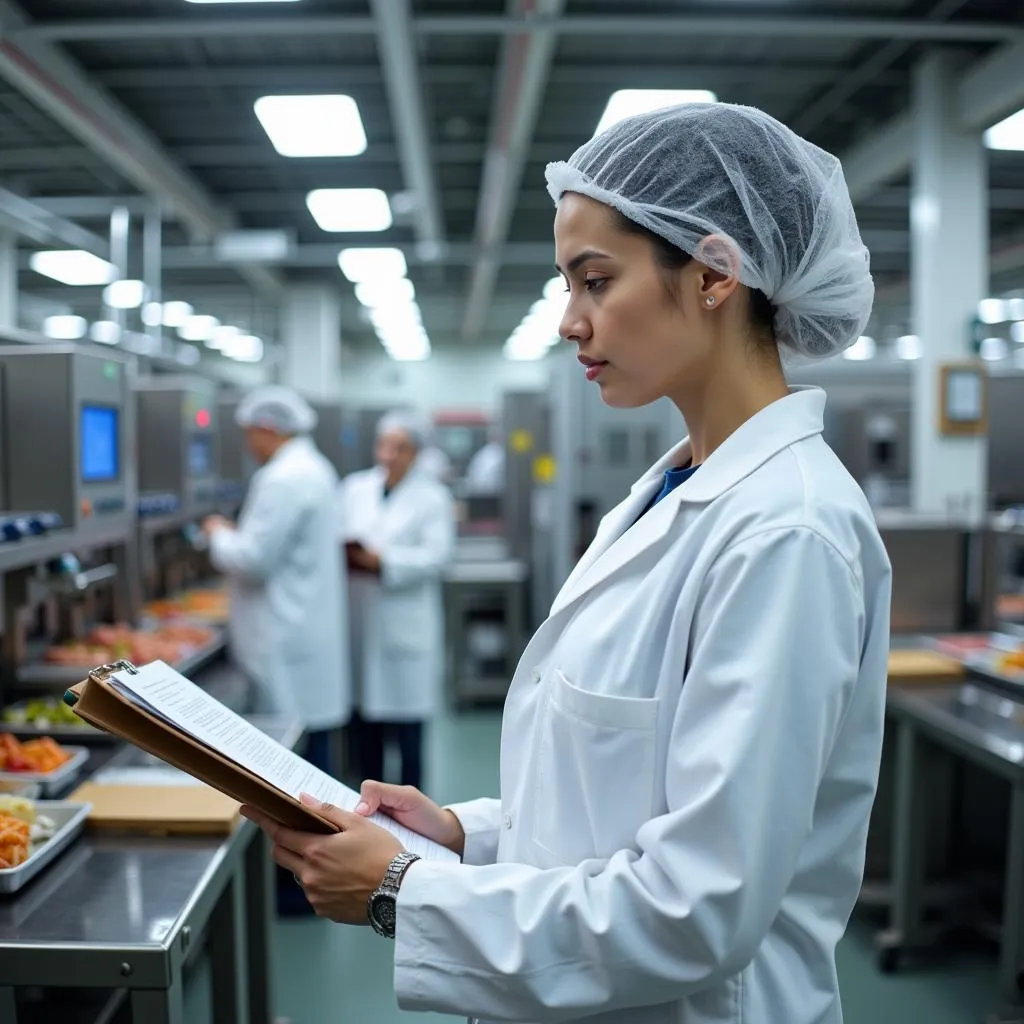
[338,410,455,791]
[243,103,892,1023]
[204,387,349,777]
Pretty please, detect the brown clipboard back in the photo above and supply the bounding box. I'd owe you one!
[65,661,336,835]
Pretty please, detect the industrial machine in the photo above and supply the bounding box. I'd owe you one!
[337,406,390,478]
[134,376,220,601]
[0,345,137,697]
[215,394,252,513]
[310,399,347,478]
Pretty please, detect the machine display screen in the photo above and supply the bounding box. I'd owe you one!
[80,405,120,482]
[188,434,213,476]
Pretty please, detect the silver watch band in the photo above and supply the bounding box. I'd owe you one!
[382,851,420,893]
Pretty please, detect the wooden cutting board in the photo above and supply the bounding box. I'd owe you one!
[69,781,241,836]
[887,649,965,683]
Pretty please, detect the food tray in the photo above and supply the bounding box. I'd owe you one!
[2,713,107,744]
[13,628,225,689]
[0,747,89,797]
[0,801,91,894]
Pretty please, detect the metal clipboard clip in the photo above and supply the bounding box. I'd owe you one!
[65,660,140,708]
[87,659,140,683]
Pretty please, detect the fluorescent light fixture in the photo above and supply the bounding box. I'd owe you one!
[978,298,1008,324]
[161,301,193,328]
[103,279,146,310]
[89,320,122,345]
[306,189,392,232]
[596,89,717,135]
[209,325,241,350]
[254,94,365,158]
[176,344,201,366]
[339,247,407,282]
[178,314,219,342]
[843,335,876,361]
[895,334,922,361]
[186,1,302,4]
[1012,321,1024,344]
[543,276,566,301]
[43,315,87,340]
[142,302,164,327]
[222,334,265,363]
[1007,297,1024,321]
[30,250,117,287]
[355,277,415,308]
[984,108,1024,151]
[370,305,422,331]
[981,336,1009,361]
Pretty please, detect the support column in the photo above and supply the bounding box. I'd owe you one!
[0,229,16,330]
[281,286,343,400]
[910,51,988,519]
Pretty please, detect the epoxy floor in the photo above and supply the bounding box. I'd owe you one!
[268,705,1001,1024]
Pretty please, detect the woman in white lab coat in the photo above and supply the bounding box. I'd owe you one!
[244,104,892,1023]
[338,410,456,791]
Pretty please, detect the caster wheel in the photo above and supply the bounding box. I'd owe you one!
[878,947,901,974]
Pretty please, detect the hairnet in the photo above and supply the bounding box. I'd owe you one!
[376,409,430,451]
[235,386,317,435]
[545,103,874,360]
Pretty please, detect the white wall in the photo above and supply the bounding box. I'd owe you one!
[338,348,551,414]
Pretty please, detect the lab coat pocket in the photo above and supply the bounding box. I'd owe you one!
[532,670,659,864]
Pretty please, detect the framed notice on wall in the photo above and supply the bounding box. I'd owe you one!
[938,362,987,436]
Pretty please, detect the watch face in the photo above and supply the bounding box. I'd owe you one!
[371,893,397,935]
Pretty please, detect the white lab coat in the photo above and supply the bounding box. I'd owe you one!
[393,388,892,1024]
[210,436,349,731]
[339,466,456,720]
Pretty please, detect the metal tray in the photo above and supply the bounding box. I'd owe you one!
[0,747,90,797]
[0,801,91,894]
[1,714,108,744]
[13,629,225,690]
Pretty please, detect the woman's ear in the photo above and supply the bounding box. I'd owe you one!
[693,234,742,309]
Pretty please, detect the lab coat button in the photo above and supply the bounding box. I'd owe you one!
[532,669,541,683]
[503,813,512,829]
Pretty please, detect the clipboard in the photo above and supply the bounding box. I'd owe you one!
[64,660,335,835]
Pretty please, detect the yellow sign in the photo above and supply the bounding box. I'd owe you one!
[533,454,557,484]
[510,429,534,453]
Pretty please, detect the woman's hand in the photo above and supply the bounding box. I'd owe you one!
[241,795,403,924]
[357,780,465,857]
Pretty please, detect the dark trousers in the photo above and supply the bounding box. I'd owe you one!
[348,711,424,791]
[276,727,334,917]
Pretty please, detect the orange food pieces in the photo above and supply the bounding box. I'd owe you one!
[0,813,30,868]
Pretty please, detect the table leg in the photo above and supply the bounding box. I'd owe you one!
[882,720,930,967]
[0,987,16,1024]
[998,782,1024,1005]
[130,981,184,1024]
[245,830,275,1024]
[209,872,243,1024]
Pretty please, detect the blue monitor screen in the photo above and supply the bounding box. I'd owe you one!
[80,405,120,483]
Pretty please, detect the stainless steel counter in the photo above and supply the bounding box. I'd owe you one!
[0,708,302,1024]
[883,680,1024,1019]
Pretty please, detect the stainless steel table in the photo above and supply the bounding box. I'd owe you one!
[0,715,303,1024]
[883,682,1024,1021]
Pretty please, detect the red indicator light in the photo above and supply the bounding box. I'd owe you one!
[196,409,211,428]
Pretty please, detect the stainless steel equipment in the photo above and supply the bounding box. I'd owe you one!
[215,395,252,512]
[134,377,220,601]
[0,346,135,535]
[134,377,219,518]
[823,402,911,508]
[988,373,1024,509]
[337,407,389,478]
[310,399,346,478]
[980,513,1024,633]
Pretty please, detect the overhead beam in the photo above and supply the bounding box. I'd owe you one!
[461,0,565,341]
[842,40,1024,202]
[0,0,283,295]
[0,187,109,256]
[369,0,444,252]
[13,13,1023,44]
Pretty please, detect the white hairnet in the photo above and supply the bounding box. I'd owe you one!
[235,386,317,435]
[376,409,430,450]
[545,103,874,360]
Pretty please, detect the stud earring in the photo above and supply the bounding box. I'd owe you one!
[705,296,716,307]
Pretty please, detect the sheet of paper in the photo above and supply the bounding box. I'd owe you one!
[111,661,458,862]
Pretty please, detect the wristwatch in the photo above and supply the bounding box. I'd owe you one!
[367,851,421,938]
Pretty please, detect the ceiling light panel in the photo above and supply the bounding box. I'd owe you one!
[29,250,117,287]
[307,189,392,232]
[339,247,407,282]
[596,89,717,135]
[255,95,366,158]
[985,108,1024,151]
